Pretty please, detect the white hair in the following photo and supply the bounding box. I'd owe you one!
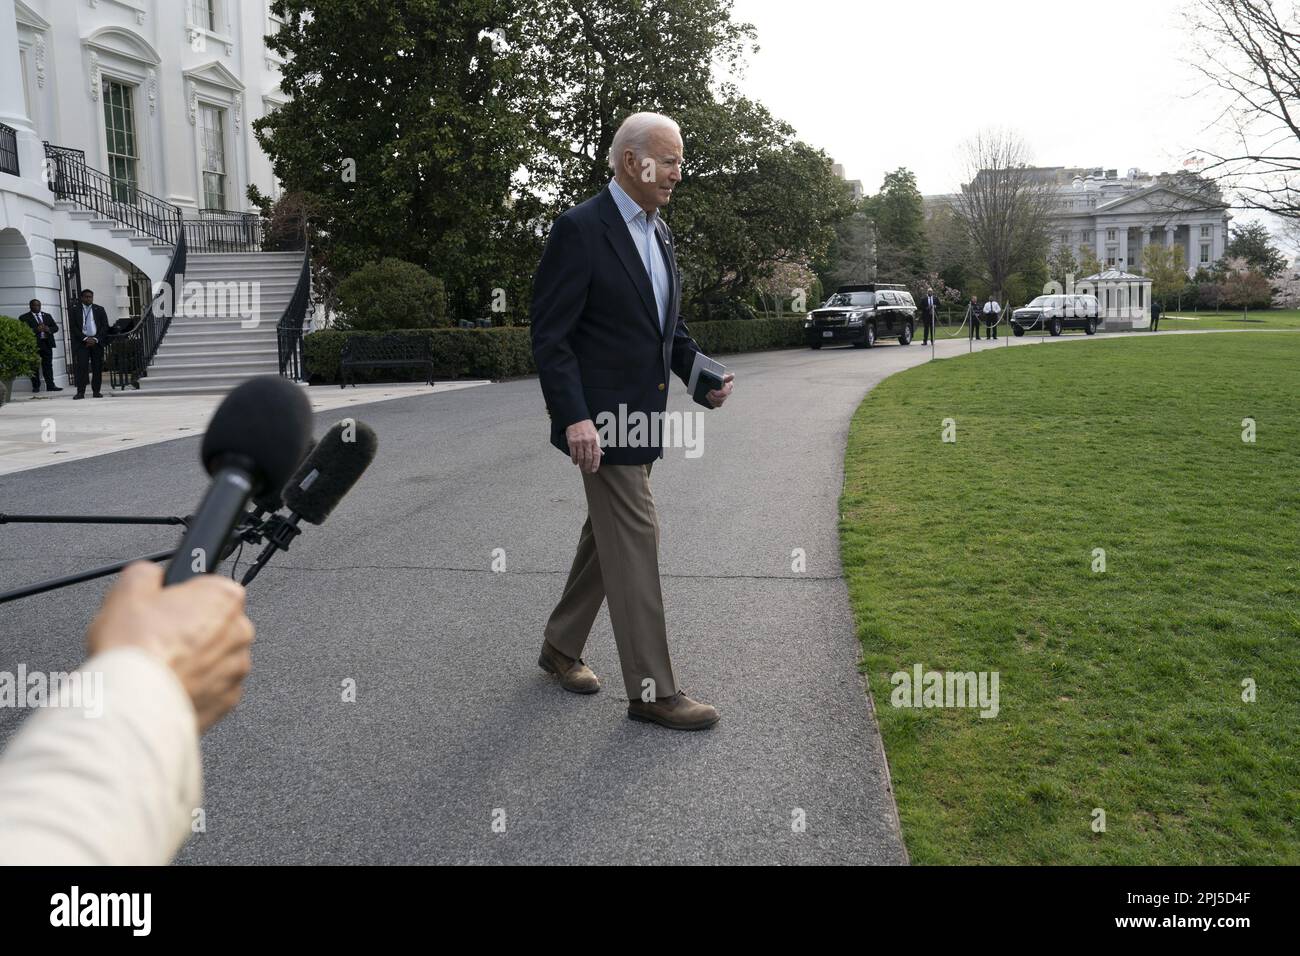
[607,112,681,173]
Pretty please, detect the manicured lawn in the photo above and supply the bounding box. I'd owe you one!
[1163,309,1300,331]
[840,333,1299,864]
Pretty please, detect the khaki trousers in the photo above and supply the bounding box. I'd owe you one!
[543,461,678,701]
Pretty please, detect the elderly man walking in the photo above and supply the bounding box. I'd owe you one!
[530,111,734,731]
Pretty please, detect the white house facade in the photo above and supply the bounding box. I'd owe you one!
[1,0,302,394]
[1045,167,1231,277]
[927,166,1233,282]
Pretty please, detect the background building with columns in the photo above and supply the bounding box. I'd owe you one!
[0,0,287,390]
[926,166,1232,280]
[1044,167,1230,276]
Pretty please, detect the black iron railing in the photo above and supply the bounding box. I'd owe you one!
[277,220,312,380]
[44,142,182,245]
[184,209,264,252]
[107,231,187,390]
[0,123,18,176]
[278,250,311,380]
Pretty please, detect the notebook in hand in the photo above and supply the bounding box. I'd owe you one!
[688,352,728,406]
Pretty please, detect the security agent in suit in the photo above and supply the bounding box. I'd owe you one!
[20,299,62,392]
[530,111,734,732]
[969,296,981,340]
[72,288,111,399]
[919,289,940,344]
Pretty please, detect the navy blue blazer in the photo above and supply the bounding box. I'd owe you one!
[530,185,712,466]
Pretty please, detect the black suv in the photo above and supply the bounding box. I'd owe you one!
[1010,294,1101,336]
[804,284,917,349]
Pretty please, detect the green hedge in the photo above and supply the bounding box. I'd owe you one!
[303,318,804,384]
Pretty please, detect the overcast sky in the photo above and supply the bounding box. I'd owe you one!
[727,0,1249,206]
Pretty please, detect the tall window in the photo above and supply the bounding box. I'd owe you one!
[1200,243,1210,263]
[200,105,227,210]
[192,0,216,31]
[102,80,138,204]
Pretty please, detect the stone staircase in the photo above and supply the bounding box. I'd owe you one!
[51,200,175,278]
[138,251,305,395]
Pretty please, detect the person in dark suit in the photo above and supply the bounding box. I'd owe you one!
[1150,299,1162,332]
[530,111,734,732]
[919,288,940,344]
[71,289,110,399]
[969,296,981,340]
[20,300,62,392]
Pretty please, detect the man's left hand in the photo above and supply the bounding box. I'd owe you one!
[707,372,735,408]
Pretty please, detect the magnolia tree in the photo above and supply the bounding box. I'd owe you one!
[753,259,820,316]
[1219,256,1276,312]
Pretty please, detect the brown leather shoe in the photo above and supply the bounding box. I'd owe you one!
[627,691,719,731]
[538,641,600,694]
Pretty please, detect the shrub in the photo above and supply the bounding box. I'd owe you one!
[335,258,448,331]
[0,316,38,405]
[302,318,804,385]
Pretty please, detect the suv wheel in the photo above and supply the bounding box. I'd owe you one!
[865,322,876,348]
[1013,324,1025,337]
[1085,317,1097,335]
[899,321,913,345]
[1050,317,1063,337]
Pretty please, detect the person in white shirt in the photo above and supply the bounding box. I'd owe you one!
[981,297,1002,340]
[0,562,255,865]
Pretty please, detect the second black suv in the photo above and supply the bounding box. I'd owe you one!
[1010,294,1101,336]
[804,284,917,349]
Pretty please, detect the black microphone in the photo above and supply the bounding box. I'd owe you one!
[251,437,317,516]
[164,378,313,586]
[240,419,378,585]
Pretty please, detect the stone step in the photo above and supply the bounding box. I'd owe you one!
[188,251,304,262]
[157,345,280,359]
[142,369,281,387]
[151,358,280,373]
[180,273,303,287]
[162,330,280,343]
[165,317,285,329]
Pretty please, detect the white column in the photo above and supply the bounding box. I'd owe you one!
[1118,227,1130,271]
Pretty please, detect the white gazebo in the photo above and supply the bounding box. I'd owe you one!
[1077,270,1153,331]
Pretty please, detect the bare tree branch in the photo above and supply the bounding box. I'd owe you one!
[953,130,1056,300]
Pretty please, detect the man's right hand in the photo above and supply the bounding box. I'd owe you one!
[566,418,603,474]
[86,562,255,733]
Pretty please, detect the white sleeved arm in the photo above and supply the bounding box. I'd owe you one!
[0,647,202,865]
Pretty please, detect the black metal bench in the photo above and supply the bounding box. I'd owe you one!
[339,334,435,388]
